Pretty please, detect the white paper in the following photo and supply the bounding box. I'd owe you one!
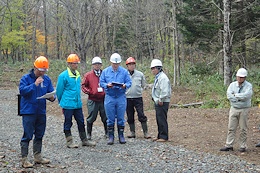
[37,90,56,99]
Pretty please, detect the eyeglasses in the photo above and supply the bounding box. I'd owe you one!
[70,62,79,65]
[151,67,156,70]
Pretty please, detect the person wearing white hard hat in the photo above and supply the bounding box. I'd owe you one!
[82,57,107,140]
[150,59,171,142]
[220,68,253,152]
[100,53,132,145]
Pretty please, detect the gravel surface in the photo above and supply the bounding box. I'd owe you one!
[1,90,260,173]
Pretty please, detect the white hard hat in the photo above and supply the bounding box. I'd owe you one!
[150,59,162,68]
[110,53,122,63]
[92,56,102,64]
[236,68,247,77]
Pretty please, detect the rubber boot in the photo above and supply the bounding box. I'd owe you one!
[141,122,151,139]
[79,131,96,147]
[103,122,108,138]
[86,122,93,140]
[64,130,78,148]
[107,126,114,145]
[20,141,33,168]
[33,139,50,164]
[118,126,126,144]
[127,124,136,138]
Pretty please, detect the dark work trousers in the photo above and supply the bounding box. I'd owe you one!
[155,102,169,140]
[21,114,46,142]
[126,97,147,124]
[87,100,107,124]
[63,108,86,133]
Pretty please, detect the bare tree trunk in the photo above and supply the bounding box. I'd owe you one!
[43,0,48,57]
[223,0,232,85]
[218,1,224,76]
[32,9,39,60]
[172,0,180,86]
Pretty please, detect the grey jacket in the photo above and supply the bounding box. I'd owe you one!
[152,71,171,104]
[227,80,253,109]
[126,69,146,98]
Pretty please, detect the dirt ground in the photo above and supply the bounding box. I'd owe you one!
[2,77,260,165]
[45,87,260,165]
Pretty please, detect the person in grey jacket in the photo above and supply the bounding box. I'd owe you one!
[150,59,171,142]
[220,68,253,152]
[125,57,151,139]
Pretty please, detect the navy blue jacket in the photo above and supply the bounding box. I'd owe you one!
[19,69,55,115]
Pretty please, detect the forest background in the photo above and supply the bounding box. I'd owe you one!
[0,0,259,107]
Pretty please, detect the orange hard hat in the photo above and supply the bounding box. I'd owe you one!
[67,54,80,63]
[126,57,136,65]
[34,56,49,71]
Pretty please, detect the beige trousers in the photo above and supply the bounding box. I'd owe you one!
[225,107,249,148]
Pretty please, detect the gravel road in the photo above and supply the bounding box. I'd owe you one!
[1,90,260,173]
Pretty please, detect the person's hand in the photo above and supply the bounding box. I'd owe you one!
[107,83,113,88]
[35,77,44,86]
[121,84,126,89]
[158,101,163,106]
[49,95,55,101]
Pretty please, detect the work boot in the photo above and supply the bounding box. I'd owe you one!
[79,132,96,147]
[66,136,78,148]
[34,153,50,164]
[21,157,33,168]
[118,126,126,144]
[127,124,136,138]
[141,122,151,139]
[86,122,93,140]
[107,126,114,145]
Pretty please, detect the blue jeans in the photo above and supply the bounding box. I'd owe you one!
[63,108,85,132]
[104,95,126,126]
[21,114,46,142]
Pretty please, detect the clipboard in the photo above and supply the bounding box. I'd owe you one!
[112,82,124,87]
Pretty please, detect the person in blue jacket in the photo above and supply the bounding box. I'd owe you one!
[100,53,132,145]
[19,56,55,168]
[56,54,96,148]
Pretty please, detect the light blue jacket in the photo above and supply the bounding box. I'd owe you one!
[227,80,253,109]
[56,67,82,109]
[100,66,132,98]
[152,71,171,104]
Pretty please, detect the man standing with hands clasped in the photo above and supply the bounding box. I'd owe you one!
[19,56,55,168]
[56,54,96,148]
[82,56,107,140]
[220,68,253,152]
[125,57,151,139]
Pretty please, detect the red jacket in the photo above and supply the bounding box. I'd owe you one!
[81,70,105,102]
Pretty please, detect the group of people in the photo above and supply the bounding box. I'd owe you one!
[18,52,258,169]
[18,53,172,168]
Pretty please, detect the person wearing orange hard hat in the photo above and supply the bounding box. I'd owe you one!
[125,57,151,139]
[19,56,56,168]
[56,53,96,148]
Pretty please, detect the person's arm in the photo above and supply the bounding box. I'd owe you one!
[227,83,237,102]
[56,74,65,102]
[234,83,253,101]
[19,76,36,96]
[81,73,92,94]
[158,77,170,103]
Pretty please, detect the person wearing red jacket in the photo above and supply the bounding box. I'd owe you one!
[82,57,107,140]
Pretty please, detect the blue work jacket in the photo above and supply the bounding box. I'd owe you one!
[19,69,55,115]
